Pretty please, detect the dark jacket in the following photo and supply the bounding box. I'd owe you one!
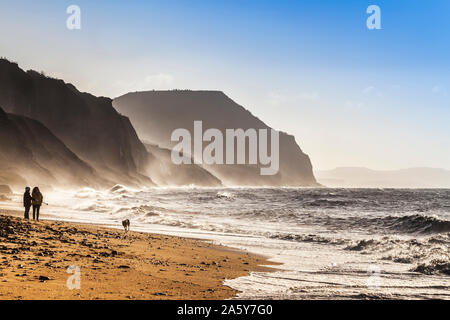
[23,192,33,207]
[32,190,43,206]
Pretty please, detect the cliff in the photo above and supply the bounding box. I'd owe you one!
[114,90,318,186]
[0,59,224,188]
[0,106,103,189]
[0,59,153,187]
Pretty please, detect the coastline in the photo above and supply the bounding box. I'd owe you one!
[3,187,449,300]
[0,209,274,300]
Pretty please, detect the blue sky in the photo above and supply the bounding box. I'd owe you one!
[0,0,449,170]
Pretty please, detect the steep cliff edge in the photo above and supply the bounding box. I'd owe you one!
[114,90,318,186]
[0,106,104,189]
[0,59,152,187]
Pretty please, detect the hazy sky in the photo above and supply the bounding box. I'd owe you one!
[0,0,449,170]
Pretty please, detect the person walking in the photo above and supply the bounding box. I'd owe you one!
[23,187,33,220]
[31,187,43,221]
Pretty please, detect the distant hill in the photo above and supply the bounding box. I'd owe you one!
[113,90,318,186]
[315,167,450,188]
[0,106,104,190]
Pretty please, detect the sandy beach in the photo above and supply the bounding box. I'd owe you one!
[0,209,273,300]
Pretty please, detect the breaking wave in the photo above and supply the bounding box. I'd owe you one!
[412,260,450,276]
[369,214,450,235]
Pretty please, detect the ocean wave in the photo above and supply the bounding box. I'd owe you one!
[75,203,113,213]
[109,185,126,194]
[194,191,237,202]
[109,184,135,195]
[345,238,402,252]
[304,198,356,208]
[343,233,450,270]
[114,204,171,217]
[216,191,235,199]
[412,259,450,276]
[376,214,450,235]
[72,188,100,199]
[269,233,349,245]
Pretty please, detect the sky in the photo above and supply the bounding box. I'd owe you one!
[0,0,449,170]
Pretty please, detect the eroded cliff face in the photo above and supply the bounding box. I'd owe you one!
[0,59,153,187]
[0,59,224,188]
[114,90,318,186]
[0,106,104,189]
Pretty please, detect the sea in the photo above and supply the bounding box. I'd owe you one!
[5,187,450,299]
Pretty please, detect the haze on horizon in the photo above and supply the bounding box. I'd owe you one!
[0,0,449,171]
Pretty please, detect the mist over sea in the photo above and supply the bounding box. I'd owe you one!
[9,187,450,299]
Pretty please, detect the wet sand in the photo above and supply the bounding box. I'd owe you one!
[0,210,273,300]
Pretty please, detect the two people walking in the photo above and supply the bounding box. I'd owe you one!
[23,187,44,221]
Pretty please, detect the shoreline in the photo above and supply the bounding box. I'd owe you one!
[0,209,275,300]
[4,188,449,300]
